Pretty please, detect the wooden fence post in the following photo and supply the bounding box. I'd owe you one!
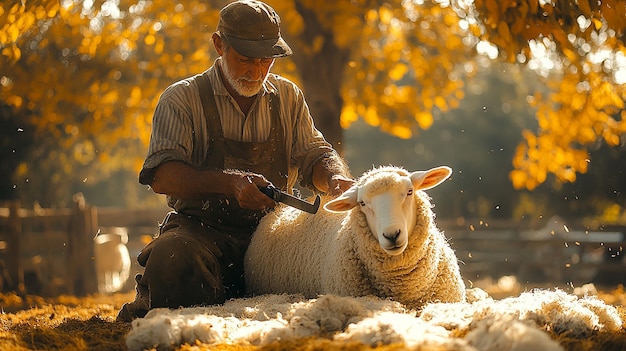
[68,193,98,296]
[6,200,24,293]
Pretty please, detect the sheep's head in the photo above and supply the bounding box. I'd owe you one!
[324,166,452,256]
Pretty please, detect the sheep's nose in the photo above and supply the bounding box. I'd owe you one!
[383,229,401,244]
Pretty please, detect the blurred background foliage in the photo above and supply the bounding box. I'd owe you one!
[0,0,624,223]
[346,63,626,222]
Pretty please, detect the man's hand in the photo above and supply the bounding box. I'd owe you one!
[311,153,354,196]
[231,172,277,211]
[328,174,356,196]
[151,162,277,211]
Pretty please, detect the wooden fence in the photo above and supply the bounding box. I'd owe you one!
[1,198,624,296]
[0,195,169,296]
[440,218,626,286]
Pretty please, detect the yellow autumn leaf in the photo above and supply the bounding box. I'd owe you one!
[557,168,577,183]
[379,6,393,25]
[498,21,512,42]
[561,48,577,62]
[603,131,620,146]
[144,34,156,45]
[155,37,164,54]
[34,6,47,20]
[578,127,596,143]
[2,44,20,61]
[600,204,623,223]
[126,87,142,107]
[6,95,23,108]
[414,111,433,129]
[365,9,377,22]
[525,178,539,191]
[340,104,359,128]
[101,90,119,105]
[171,13,186,27]
[434,96,448,111]
[389,123,412,139]
[509,169,527,190]
[592,18,602,30]
[577,158,589,173]
[7,24,19,43]
[388,63,408,81]
[364,106,380,126]
[189,49,204,62]
[535,166,547,184]
[47,5,59,18]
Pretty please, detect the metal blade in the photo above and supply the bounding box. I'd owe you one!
[276,191,321,214]
[260,186,321,214]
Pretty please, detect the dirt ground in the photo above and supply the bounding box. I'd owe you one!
[1,280,626,351]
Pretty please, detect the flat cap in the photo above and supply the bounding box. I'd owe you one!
[217,0,292,58]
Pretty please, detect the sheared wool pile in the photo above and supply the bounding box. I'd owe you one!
[125,288,622,351]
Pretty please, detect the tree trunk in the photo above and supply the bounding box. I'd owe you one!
[287,3,351,154]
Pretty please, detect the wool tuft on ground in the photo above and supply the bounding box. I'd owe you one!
[125,288,622,351]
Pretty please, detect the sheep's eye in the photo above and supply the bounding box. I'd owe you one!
[359,201,366,207]
[407,189,413,196]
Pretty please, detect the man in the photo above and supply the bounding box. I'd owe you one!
[116,0,354,322]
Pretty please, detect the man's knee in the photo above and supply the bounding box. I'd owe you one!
[141,231,226,308]
[144,232,218,276]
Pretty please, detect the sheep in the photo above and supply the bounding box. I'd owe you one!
[93,227,131,294]
[244,165,466,309]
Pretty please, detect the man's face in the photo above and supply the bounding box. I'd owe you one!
[221,46,274,97]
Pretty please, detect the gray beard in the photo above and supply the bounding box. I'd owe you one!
[220,58,271,97]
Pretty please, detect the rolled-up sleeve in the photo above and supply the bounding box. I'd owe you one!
[139,95,194,185]
[287,86,337,189]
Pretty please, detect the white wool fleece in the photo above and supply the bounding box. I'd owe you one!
[244,166,466,309]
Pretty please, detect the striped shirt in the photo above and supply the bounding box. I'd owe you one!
[139,58,336,190]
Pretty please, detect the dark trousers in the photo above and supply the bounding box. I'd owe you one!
[116,212,252,321]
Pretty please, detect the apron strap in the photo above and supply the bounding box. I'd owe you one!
[198,72,226,166]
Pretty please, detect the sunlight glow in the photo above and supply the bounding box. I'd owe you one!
[614,52,626,84]
[527,39,562,77]
[101,0,122,19]
[476,40,498,59]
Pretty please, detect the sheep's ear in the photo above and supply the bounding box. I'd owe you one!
[324,186,359,212]
[410,166,452,191]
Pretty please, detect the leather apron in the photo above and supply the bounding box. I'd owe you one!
[173,72,289,231]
